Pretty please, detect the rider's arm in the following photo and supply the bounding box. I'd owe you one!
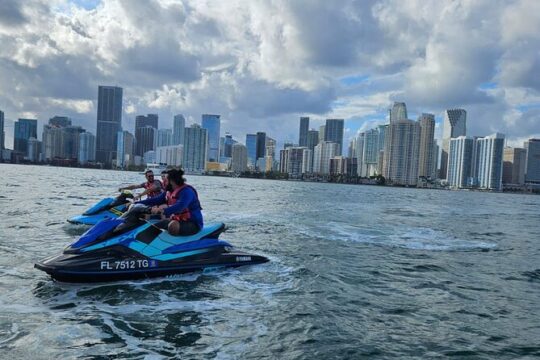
[163,188,195,217]
[119,183,144,191]
[138,191,166,207]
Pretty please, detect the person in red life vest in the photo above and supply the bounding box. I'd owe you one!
[160,170,169,190]
[137,168,203,236]
[119,170,163,201]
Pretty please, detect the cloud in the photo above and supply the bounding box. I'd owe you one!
[0,0,538,151]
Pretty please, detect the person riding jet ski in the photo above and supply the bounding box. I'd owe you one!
[119,169,163,201]
[137,168,202,236]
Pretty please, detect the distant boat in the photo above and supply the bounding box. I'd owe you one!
[142,163,167,174]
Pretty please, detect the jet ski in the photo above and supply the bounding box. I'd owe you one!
[68,191,134,226]
[36,205,269,282]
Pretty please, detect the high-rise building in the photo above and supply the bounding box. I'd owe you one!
[330,156,348,175]
[64,126,85,160]
[156,129,173,147]
[222,133,235,158]
[418,113,436,179]
[172,114,185,146]
[306,130,319,151]
[116,130,135,168]
[287,147,310,178]
[524,139,540,184]
[362,128,379,176]
[14,118,37,153]
[245,134,257,167]
[302,148,313,174]
[447,136,474,188]
[473,133,505,190]
[299,117,309,147]
[313,141,339,174]
[96,85,123,166]
[503,147,527,185]
[440,109,467,179]
[136,126,156,156]
[390,102,408,123]
[319,125,325,144]
[135,114,158,156]
[0,110,4,150]
[383,119,421,186]
[355,132,365,176]
[183,124,208,172]
[324,119,344,154]
[79,132,96,164]
[201,114,221,162]
[42,117,83,161]
[156,145,183,167]
[433,141,439,177]
[26,137,41,162]
[265,137,276,172]
[256,132,266,161]
[231,143,248,172]
[135,114,158,129]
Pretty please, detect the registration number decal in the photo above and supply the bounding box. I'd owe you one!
[236,256,252,262]
[100,260,158,270]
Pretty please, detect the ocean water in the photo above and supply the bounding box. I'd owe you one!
[0,164,539,359]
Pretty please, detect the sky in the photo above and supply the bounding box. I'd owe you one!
[1,0,539,150]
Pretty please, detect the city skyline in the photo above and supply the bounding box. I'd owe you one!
[0,1,538,151]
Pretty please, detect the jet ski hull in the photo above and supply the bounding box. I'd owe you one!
[35,250,268,283]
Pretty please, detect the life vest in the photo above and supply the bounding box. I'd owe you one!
[144,179,163,198]
[165,184,202,222]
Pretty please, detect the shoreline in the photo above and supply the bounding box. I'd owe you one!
[1,161,538,196]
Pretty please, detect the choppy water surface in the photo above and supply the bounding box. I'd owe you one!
[1,164,539,359]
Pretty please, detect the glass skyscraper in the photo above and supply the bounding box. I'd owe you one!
[299,117,309,147]
[96,85,123,166]
[14,118,37,153]
[183,124,208,172]
[0,110,4,150]
[246,134,257,166]
[441,109,467,179]
[525,139,540,184]
[135,114,158,156]
[201,114,221,162]
[324,119,344,155]
[173,114,185,146]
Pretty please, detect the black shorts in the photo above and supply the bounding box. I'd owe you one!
[155,219,200,236]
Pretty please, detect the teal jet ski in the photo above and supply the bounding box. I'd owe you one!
[68,191,134,226]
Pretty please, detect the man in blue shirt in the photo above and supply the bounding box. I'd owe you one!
[138,169,203,236]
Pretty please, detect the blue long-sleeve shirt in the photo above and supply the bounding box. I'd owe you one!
[139,186,203,229]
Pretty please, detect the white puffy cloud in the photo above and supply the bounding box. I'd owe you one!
[0,0,538,150]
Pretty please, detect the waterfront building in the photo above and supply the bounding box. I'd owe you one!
[201,114,221,162]
[503,147,527,185]
[136,126,156,156]
[324,119,344,154]
[116,130,135,168]
[383,119,421,186]
[14,118,37,153]
[0,110,4,149]
[156,129,173,147]
[96,85,123,165]
[524,139,540,184]
[26,137,41,162]
[474,133,505,190]
[246,134,257,167]
[183,124,208,172]
[299,117,309,147]
[79,132,96,164]
[440,109,467,179]
[447,136,474,188]
[231,143,248,172]
[156,145,183,167]
[418,113,436,179]
[256,132,266,161]
[329,156,347,175]
[172,114,185,145]
[313,141,339,175]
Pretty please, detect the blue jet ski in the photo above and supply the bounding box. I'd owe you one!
[37,205,268,282]
[68,191,134,225]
